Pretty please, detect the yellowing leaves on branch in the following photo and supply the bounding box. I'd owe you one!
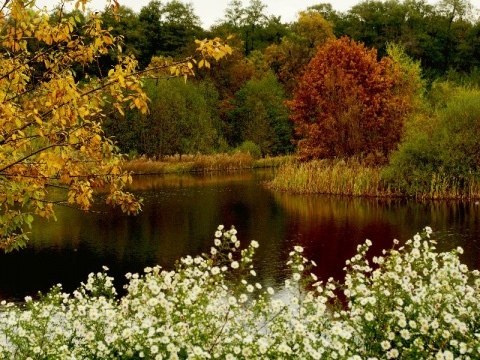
[0,0,232,252]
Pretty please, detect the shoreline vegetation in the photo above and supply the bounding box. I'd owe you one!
[267,159,480,200]
[121,152,292,174]
[123,154,480,200]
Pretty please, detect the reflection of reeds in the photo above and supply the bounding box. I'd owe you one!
[272,191,387,222]
[267,159,389,196]
[127,171,258,191]
[122,153,292,174]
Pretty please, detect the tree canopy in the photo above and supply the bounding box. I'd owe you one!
[0,0,231,251]
[287,37,417,161]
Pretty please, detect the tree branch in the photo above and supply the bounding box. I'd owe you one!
[0,143,65,173]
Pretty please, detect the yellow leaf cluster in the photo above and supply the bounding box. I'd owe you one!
[0,0,231,252]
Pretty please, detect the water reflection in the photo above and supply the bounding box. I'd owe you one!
[1,170,479,302]
[274,193,480,283]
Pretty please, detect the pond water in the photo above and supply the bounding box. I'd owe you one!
[1,170,479,302]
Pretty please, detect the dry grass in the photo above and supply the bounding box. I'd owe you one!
[121,153,293,175]
[123,153,480,199]
[412,173,480,200]
[267,158,480,199]
[267,158,388,196]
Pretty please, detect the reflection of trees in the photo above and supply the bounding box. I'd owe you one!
[5,172,479,303]
[272,192,480,279]
[15,171,290,298]
[273,193,401,283]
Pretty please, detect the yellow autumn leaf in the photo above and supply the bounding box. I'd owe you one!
[0,0,232,251]
[103,36,113,45]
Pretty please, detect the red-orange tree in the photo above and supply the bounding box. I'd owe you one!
[287,37,414,161]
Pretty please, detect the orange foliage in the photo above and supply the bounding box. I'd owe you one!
[287,37,414,161]
[264,10,334,94]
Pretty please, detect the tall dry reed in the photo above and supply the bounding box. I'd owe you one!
[267,159,390,196]
[268,158,480,199]
[122,153,292,174]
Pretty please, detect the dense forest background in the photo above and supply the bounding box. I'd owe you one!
[70,0,480,160]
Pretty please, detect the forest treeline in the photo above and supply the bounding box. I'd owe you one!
[65,0,480,165]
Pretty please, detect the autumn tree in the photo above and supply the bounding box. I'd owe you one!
[264,10,335,94]
[287,37,416,161]
[0,0,231,251]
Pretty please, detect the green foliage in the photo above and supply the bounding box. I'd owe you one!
[227,72,294,156]
[335,0,480,80]
[101,0,205,69]
[0,226,479,358]
[386,42,425,107]
[443,67,480,89]
[235,140,262,159]
[384,86,480,196]
[104,79,220,159]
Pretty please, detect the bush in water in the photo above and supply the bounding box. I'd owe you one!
[0,226,479,359]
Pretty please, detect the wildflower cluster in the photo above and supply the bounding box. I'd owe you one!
[340,227,480,359]
[0,226,478,359]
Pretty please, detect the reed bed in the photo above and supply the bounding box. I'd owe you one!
[409,173,480,200]
[268,158,480,199]
[252,155,293,168]
[122,153,293,174]
[123,152,480,199]
[267,159,387,196]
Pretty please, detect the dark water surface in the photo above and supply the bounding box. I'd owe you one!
[1,170,479,302]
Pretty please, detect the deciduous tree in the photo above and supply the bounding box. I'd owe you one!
[217,0,287,55]
[0,0,231,251]
[336,0,480,79]
[104,78,219,159]
[264,10,334,94]
[228,72,293,155]
[287,37,415,161]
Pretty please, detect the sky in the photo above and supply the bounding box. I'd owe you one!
[32,0,381,28]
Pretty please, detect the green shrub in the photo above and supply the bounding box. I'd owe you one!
[235,140,262,159]
[384,86,480,197]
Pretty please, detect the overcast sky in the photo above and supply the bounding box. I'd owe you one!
[32,0,380,28]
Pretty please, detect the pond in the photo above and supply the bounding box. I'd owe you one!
[1,169,479,302]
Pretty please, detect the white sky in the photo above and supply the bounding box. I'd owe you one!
[34,0,480,29]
